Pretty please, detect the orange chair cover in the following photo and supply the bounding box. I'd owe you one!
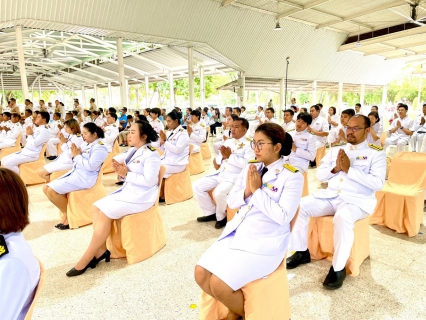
[63,169,107,229]
[308,215,370,276]
[315,146,326,164]
[189,151,205,175]
[302,171,309,197]
[164,166,193,204]
[199,260,291,320]
[201,143,211,160]
[380,131,387,146]
[370,152,426,237]
[24,258,45,320]
[50,169,69,181]
[207,189,239,222]
[19,144,47,186]
[103,141,120,174]
[0,135,21,161]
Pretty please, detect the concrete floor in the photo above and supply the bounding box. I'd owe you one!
[24,140,426,320]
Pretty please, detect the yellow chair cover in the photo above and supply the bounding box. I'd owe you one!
[103,141,120,174]
[201,142,211,159]
[106,167,167,264]
[315,146,326,164]
[189,150,205,175]
[63,168,107,229]
[164,166,193,205]
[370,152,426,237]
[0,135,21,161]
[24,258,45,320]
[308,215,370,276]
[19,144,47,186]
[302,171,309,197]
[198,260,291,320]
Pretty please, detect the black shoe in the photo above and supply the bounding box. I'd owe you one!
[66,257,97,277]
[55,223,64,228]
[96,250,111,264]
[47,156,57,160]
[215,217,227,229]
[115,181,124,185]
[197,214,217,222]
[323,266,346,290]
[286,249,311,269]
[57,224,70,230]
[159,198,165,203]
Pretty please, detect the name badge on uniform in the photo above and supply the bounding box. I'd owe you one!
[83,150,90,154]
[300,138,307,141]
[133,160,141,163]
[262,183,278,192]
[356,156,367,160]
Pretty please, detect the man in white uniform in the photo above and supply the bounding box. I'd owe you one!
[0,113,23,151]
[329,109,355,146]
[250,106,265,134]
[318,103,326,118]
[259,107,278,125]
[282,110,296,132]
[46,112,73,160]
[384,104,414,152]
[193,118,255,229]
[232,107,241,117]
[0,112,12,138]
[240,106,247,119]
[187,110,207,153]
[2,112,51,175]
[355,103,363,115]
[309,105,329,167]
[21,109,34,146]
[410,104,426,152]
[290,106,299,122]
[102,113,120,152]
[213,114,237,155]
[49,112,62,140]
[287,114,386,290]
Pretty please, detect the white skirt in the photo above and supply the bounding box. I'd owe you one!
[47,178,83,194]
[94,192,155,219]
[43,161,73,173]
[162,163,186,178]
[197,232,285,291]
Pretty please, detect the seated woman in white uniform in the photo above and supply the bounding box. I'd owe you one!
[65,121,161,277]
[195,123,303,320]
[0,168,40,320]
[37,119,84,182]
[43,123,108,230]
[367,111,383,147]
[187,109,207,153]
[158,110,189,179]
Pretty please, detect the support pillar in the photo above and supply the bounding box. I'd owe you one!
[145,76,149,109]
[360,84,365,107]
[0,73,4,106]
[312,80,317,105]
[126,80,130,109]
[38,78,42,101]
[199,67,205,109]
[338,82,343,114]
[136,84,139,108]
[116,37,127,109]
[280,78,285,118]
[188,47,194,110]
[94,84,98,104]
[256,91,260,106]
[15,25,29,99]
[81,86,86,109]
[237,72,245,107]
[169,71,175,109]
[108,82,112,109]
[381,85,387,113]
[418,75,423,107]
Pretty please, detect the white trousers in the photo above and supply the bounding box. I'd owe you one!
[290,195,368,271]
[21,132,27,146]
[47,137,60,156]
[2,152,37,175]
[213,141,223,155]
[384,137,408,152]
[411,132,426,152]
[0,141,14,149]
[192,175,234,220]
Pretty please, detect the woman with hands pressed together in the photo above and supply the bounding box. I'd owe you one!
[43,123,108,230]
[195,123,303,320]
[66,121,161,277]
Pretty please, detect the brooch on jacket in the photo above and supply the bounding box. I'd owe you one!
[263,183,278,192]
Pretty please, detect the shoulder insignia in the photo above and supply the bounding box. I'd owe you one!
[147,145,156,151]
[98,140,104,145]
[113,124,117,127]
[368,143,383,151]
[331,142,347,147]
[246,137,253,141]
[179,128,184,132]
[76,133,81,137]
[0,235,9,259]
[157,119,161,122]
[45,125,49,129]
[283,163,299,173]
[248,159,259,163]
[200,123,205,127]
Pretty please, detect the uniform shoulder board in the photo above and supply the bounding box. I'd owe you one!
[368,143,383,151]
[113,124,117,127]
[283,163,299,173]
[246,137,253,142]
[0,235,9,259]
[157,119,161,122]
[98,140,104,145]
[179,128,184,132]
[147,145,156,151]
[332,142,347,147]
[45,125,49,129]
[248,159,259,163]
[76,133,81,137]
[200,123,205,127]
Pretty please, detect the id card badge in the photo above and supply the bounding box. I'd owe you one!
[0,235,9,258]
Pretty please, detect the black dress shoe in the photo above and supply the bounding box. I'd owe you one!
[159,198,165,203]
[323,266,346,290]
[55,223,64,229]
[215,217,227,229]
[96,250,111,264]
[66,257,97,277]
[115,181,124,185]
[57,224,70,230]
[197,214,217,222]
[286,249,311,269]
[48,156,58,160]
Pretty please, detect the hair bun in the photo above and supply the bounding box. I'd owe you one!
[281,132,293,157]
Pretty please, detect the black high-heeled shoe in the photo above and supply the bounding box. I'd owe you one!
[96,250,111,264]
[66,257,97,277]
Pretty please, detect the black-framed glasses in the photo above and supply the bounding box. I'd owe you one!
[250,141,273,150]
[346,126,366,132]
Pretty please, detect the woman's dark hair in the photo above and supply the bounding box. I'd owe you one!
[255,123,293,157]
[300,107,308,113]
[109,112,118,121]
[84,122,105,138]
[135,120,158,143]
[214,108,220,117]
[368,111,380,123]
[297,113,313,125]
[0,168,29,233]
[167,110,182,123]
[230,114,239,122]
[99,108,104,113]
[191,110,201,119]
[329,106,336,115]
[108,107,117,114]
[150,108,161,116]
[84,110,92,116]
[203,107,209,113]
[64,118,81,134]
[138,115,148,122]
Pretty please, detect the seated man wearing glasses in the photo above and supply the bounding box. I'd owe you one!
[287,115,386,290]
[193,118,255,229]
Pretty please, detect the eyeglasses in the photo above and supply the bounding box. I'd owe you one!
[346,126,366,132]
[250,141,273,150]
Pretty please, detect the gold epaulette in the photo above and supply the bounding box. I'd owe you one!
[283,163,299,173]
[332,142,347,147]
[98,140,104,145]
[113,124,117,127]
[147,145,156,151]
[246,137,253,141]
[248,159,259,163]
[179,128,184,132]
[76,133,81,137]
[368,143,383,151]
[45,125,49,129]
[200,123,205,127]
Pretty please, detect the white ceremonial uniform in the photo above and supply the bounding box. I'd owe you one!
[103,124,119,152]
[193,133,255,221]
[282,121,296,133]
[200,115,210,126]
[329,124,347,144]
[189,121,207,153]
[47,139,108,194]
[250,111,265,134]
[410,114,426,152]
[49,120,61,138]
[197,158,303,290]
[0,122,22,149]
[240,111,247,119]
[150,118,165,134]
[94,117,104,127]
[21,117,34,146]
[287,129,316,173]
[320,110,326,118]
[264,117,279,125]
[0,232,40,320]
[292,112,299,121]
[366,121,383,147]
[160,125,190,178]
[2,125,50,175]
[95,145,161,219]
[384,116,414,152]
[43,134,85,173]
[213,128,232,155]
[310,116,329,148]
[290,140,386,271]
[46,128,69,157]
[0,120,12,137]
